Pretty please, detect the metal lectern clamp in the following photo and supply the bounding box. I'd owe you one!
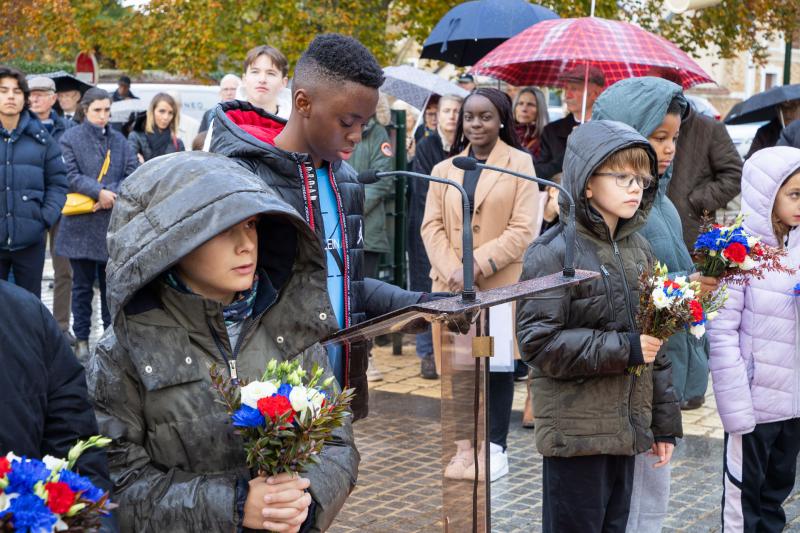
[472,336,494,358]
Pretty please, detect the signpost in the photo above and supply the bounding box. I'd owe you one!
[74,52,98,85]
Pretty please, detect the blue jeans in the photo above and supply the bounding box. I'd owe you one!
[415,328,433,360]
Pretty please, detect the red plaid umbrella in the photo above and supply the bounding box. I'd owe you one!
[470,17,715,89]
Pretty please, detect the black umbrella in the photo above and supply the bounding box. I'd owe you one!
[29,71,94,95]
[724,83,800,125]
[421,0,559,67]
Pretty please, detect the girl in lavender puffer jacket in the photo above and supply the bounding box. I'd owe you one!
[707,145,800,533]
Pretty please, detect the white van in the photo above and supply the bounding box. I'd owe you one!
[99,82,292,148]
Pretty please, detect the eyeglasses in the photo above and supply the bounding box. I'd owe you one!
[594,172,654,190]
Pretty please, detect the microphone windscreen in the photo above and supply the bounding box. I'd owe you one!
[453,156,478,171]
[356,170,381,184]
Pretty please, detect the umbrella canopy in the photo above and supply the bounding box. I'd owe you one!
[470,17,714,89]
[724,84,800,125]
[110,98,149,123]
[381,65,469,110]
[421,0,559,67]
[28,71,93,94]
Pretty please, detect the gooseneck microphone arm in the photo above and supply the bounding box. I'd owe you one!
[357,169,477,302]
[452,156,577,278]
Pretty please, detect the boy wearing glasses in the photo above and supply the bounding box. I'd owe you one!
[516,119,682,532]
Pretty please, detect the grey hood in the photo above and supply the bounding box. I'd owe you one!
[105,151,327,321]
[561,120,659,241]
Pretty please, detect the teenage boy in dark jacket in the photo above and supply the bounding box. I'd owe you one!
[516,120,682,532]
[0,66,68,298]
[209,34,425,420]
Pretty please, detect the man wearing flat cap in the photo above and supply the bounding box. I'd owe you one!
[534,65,605,181]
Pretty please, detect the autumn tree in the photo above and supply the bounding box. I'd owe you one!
[2,0,797,78]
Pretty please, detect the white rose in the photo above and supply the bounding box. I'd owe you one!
[652,289,670,309]
[689,324,706,339]
[747,236,759,248]
[289,385,309,412]
[42,455,67,473]
[740,256,756,271]
[707,311,719,321]
[307,388,325,416]
[240,381,278,409]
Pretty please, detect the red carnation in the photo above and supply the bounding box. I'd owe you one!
[0,457,10,478]
[723,242,747,264]
[45,481,77,514]
[689,300,704,323]
[257,395,294,424]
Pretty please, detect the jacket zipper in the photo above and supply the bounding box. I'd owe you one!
[612,239,638,452]
[795,297,800,417]
[599,265,617,322]
[207,307,268,384]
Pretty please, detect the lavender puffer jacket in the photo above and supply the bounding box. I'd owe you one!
[707,146,800,435]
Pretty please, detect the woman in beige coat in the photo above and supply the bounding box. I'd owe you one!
[422,88,539,482]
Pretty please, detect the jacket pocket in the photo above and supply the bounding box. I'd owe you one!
[127,327,204,391]
[557,375,625,437]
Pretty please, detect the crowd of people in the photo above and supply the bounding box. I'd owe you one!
[1,28,799,533]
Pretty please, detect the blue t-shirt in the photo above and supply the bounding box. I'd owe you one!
[317,166,345,327]
[317,166,346,385]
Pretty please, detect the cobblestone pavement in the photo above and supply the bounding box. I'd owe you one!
[328,343,800,532]
[38,259,800,532]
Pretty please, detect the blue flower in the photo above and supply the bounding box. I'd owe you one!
[694,228,723,251]
[277,383,293,399]
[793,283,800,297]
[5,458,50,495]
[725,228,750,250]
[0,493,57,532]
[58,469,105,503]
[232,405,265,428]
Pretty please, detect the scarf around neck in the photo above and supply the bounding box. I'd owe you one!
[163,270,260,327]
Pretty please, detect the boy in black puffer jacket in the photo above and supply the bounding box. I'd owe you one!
[209,35,426,420]
[516,120,682,532]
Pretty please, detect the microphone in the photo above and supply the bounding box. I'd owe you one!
[452,156,577,278]
[357,169,477,302]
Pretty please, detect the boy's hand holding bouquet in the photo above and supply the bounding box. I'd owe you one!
[630,262,728,375]
[210,358,353,477]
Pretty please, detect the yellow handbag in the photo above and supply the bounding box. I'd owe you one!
[62,149,111,216]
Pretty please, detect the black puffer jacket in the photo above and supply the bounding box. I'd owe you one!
[0,280,110,491]
[516,120,682,458]
[208,100,423,419]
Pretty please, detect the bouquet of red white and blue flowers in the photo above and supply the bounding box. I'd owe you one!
[693,215,793,284]
[0,436,114,532]
[631,262,728,375]
[210,358,353,477]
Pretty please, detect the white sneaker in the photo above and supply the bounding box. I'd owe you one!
[444,440,474,479]
[463,442,509,482]
[366,357,383,382]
